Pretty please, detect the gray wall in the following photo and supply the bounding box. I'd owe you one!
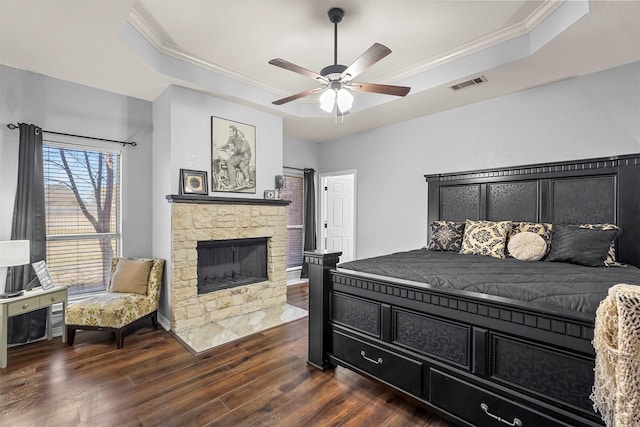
[283,134,320,171]
[2,60,639,290]
[318,61,640,259]
[0,65,154,292]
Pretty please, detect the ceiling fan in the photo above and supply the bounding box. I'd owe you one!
[268,7,411,114]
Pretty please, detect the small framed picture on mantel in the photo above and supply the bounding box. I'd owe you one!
[179,169,208,195]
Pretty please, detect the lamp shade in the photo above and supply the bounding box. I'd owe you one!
[0,240,30,267]
[336,88,353,113]
[319,86,354,114]
[319,89,336,112]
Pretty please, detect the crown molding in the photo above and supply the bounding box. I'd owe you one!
[128,1,564,94]
[127,7,288,96]
[381,0,564,83]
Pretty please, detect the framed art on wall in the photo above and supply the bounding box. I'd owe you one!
[211,116,256,193]
[179,169,208,195]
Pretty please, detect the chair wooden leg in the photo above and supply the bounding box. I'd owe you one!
[116,330,124,349]
[67,326,76,346]
[65,311,159,349]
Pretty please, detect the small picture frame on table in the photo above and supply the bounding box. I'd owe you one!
[180,169,208,195]
[32,260,55,290]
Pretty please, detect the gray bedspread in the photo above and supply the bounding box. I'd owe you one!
[338,250,640,314]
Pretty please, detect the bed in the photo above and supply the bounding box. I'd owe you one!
[305,153,640,427]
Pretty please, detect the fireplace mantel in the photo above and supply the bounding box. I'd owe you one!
[166,194,290,206]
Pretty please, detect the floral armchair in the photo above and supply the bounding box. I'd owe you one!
[65,257,164,349]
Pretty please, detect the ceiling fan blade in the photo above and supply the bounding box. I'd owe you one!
[268,58,327,82]
[349,82,411,97]
[340,43,392,81]
[272,87,326,105]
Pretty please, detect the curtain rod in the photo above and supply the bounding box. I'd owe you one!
[284,166,314,172]
[6,123,137,147]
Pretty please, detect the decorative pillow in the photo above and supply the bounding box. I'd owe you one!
[110,259,154,295]
[577,223,620,265]
[506,222,552,257]
[510,222,552,241]
[460,220,511,259]
[427,221,466,252]
[507,232,547,261]
[546,225,620,267]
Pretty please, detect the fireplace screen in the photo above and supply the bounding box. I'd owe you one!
[197,237,268,294]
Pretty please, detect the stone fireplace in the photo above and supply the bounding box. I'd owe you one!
[168,195,289,334]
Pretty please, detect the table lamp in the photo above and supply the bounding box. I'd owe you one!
[0,240,30,298]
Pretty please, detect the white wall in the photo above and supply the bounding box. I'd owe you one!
[0,65,153,292]
[152,85,284,324]
[318,61,640,259]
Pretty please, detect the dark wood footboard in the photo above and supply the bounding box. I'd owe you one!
[306,250,603,427]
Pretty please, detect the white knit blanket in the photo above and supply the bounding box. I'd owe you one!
[591,283,640,427]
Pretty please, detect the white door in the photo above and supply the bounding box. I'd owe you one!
[323,174,355,263]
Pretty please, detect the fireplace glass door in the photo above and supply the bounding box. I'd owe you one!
[197,237,268,294]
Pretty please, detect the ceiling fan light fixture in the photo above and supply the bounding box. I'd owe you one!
[319,89,336,112]
[336,87,353,113]
[269,7,410,117]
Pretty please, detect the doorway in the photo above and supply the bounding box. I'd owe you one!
[320,171,356,263]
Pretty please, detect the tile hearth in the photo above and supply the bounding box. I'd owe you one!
[175,303,307,353]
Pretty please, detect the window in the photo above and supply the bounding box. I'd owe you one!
[281,173,304,268]
[43,144,121,296]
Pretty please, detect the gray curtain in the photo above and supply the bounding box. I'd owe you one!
[300,168,316,278]
[7,123,47,344]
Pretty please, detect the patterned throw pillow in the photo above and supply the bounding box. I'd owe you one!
[576,223,621,265]
[460,220,511,259]
[427,221,466,252]
[510,222,552,242]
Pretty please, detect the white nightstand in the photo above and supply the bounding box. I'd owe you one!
[0,286,67,368]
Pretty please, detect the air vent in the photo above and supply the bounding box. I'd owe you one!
[449,76,487,91]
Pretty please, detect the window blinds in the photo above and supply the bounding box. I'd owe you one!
[282,174,304,268]
[43,145,121,296]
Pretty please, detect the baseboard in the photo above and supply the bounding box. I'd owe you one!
[157,312,171,331]
[286,267,302,285]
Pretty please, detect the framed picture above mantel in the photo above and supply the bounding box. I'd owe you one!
[211,116,256,194]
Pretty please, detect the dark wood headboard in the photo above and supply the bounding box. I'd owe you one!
[425,153,640,267]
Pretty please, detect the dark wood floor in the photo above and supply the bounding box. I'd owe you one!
[1,283,456,427]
